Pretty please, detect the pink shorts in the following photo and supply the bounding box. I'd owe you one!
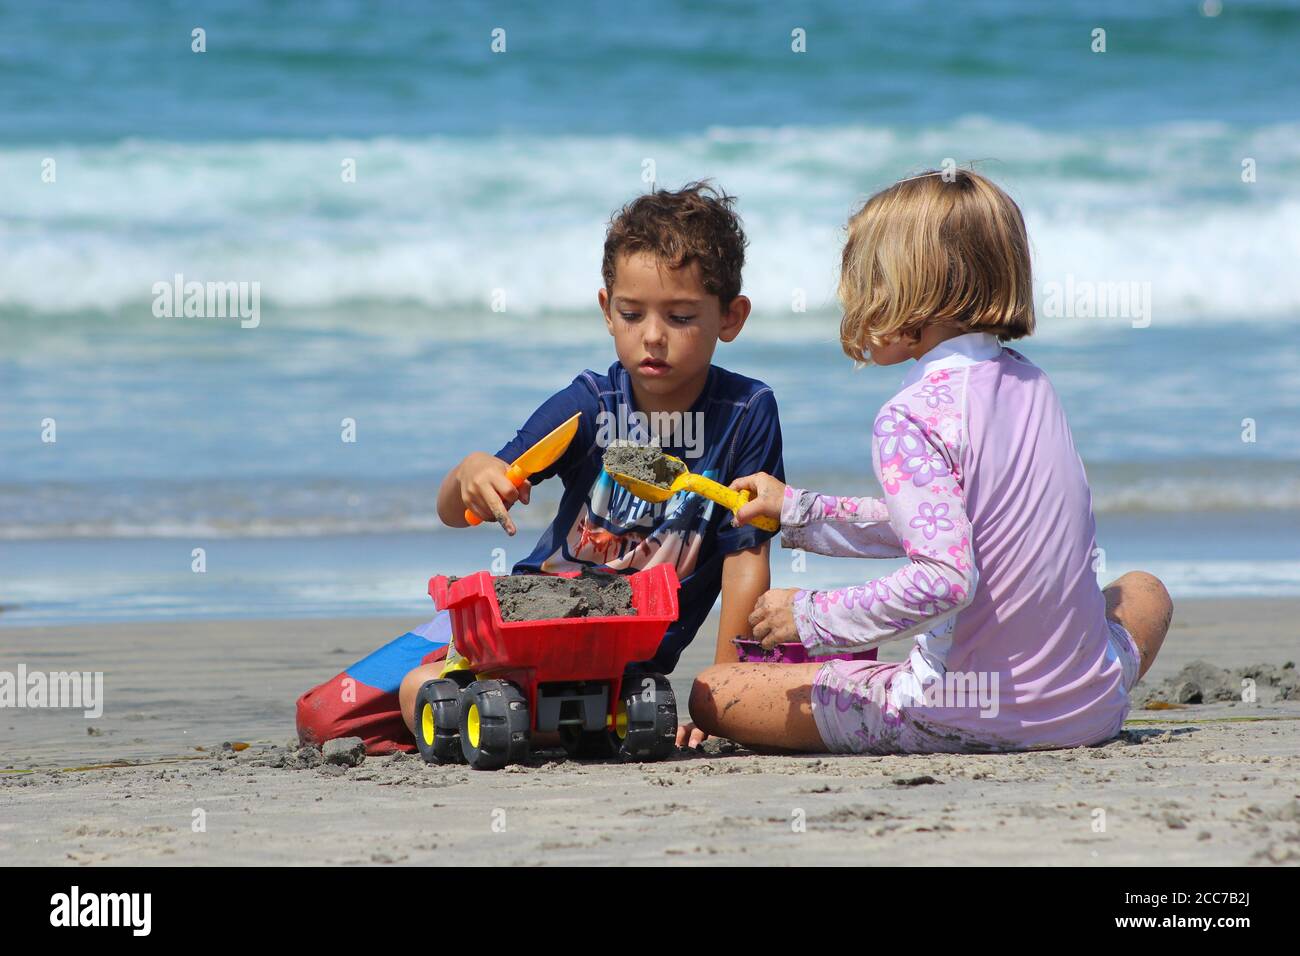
[810,621,1142,755]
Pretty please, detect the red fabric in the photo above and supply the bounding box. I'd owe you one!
[295,645,448,755]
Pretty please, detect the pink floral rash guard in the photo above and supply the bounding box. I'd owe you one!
[781,332,1132,754]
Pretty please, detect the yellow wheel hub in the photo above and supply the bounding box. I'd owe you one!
[614,699,628,739]
[466,702,481,749]
[420,702,435,746]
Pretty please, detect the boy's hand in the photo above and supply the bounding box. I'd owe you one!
[748,587,800,649]
[729,471,787,528]
[458,451,532,535]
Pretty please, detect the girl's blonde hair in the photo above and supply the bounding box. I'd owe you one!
[839,168,1034,363]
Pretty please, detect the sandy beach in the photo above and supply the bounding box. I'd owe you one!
[5,0,1298,885]
[2,598,1297,866]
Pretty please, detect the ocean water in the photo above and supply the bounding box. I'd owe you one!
[2,0,1299,624]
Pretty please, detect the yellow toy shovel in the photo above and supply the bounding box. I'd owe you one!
[464,412,581,526]
[605,451,780,533]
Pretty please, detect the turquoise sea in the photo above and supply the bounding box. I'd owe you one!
[2,0,1299,624]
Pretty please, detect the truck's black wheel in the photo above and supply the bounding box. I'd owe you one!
[559,725,616,759]
[414,678,467,765]
[612,673,676,761]
[458,679,530,770]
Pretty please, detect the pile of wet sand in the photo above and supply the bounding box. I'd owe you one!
[602,441,685,489]
[493,570,635,622]
[1132,658,1298,707]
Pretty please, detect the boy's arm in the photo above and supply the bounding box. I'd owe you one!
[714,541,771,663]
[710,387,783,662]
[676,541,770,748]
[676,388,781,748]
[437,374,595,534]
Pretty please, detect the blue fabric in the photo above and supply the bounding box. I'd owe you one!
[493,362,784,673]
[346,621,450,692]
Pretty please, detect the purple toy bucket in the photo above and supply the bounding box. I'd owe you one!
[732,639,878,664]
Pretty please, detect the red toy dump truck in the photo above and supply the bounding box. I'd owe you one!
[416,565,681,770]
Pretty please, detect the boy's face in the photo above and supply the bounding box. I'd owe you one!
[599,251,750,410]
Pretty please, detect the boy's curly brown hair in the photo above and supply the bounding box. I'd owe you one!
[602,181,747,308]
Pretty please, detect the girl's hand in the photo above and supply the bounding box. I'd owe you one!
[748,587,800,649]
[729,471,787,528]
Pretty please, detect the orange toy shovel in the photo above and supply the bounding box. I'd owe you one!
[464,412,582,526]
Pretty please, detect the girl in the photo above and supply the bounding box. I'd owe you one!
[690,169,1172,754]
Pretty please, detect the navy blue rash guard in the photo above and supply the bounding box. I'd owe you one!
[493,361,784,673]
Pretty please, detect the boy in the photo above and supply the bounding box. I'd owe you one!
[297,182,784,753]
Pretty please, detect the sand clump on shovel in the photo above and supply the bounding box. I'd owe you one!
[602,440,685,490]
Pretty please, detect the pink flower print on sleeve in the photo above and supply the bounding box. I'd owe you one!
[791,392,974,655]
[880,460,904,494]
[840,579,898,613]
[948,535,971,572]
[811,590,842,613]
[866,578,895,609]
[778,486,902,560]
[840,585,870,612]
[783,487,888,527]
[909,501,955,540]
[915,382,954,408]
[901,444,949,487]
[874,405,926,462]
[876,406,951,490]
[817,494,858,518]
[901,566,965,616]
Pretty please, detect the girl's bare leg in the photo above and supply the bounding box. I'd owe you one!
[1103,570,1173,681]
[689,663,827,752]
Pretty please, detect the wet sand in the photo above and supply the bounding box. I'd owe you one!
[2,599,1297,865]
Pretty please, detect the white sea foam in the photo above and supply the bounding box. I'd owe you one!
[5,118,1299,322]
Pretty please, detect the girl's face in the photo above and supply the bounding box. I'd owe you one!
[867,335,918,366]
[868,325,967,366]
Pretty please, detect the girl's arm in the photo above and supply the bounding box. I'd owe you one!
[794,401,976,655]
[729,473,903,558]
[779,488,904,558]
